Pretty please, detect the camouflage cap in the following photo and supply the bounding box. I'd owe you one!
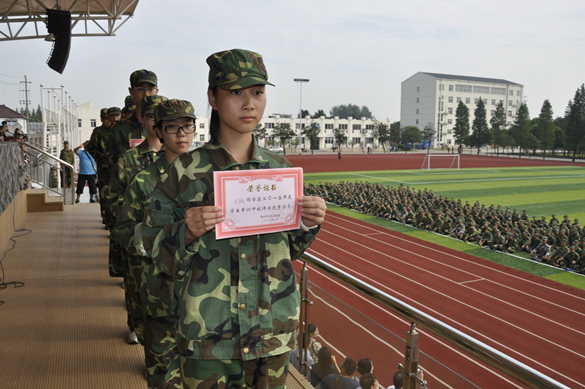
[107,107,121,116]
[207,49,275,90]
[100,108,108,118]
[154,99,196,125]
[130,69,157,87]
[141,95,168,116]
[124,95,136,111]
[64,140,69,144]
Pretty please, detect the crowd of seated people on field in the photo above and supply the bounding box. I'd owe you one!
[290,323,421,389]
[304,181,585,274]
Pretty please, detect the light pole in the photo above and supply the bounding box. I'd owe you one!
[294,78,309,155]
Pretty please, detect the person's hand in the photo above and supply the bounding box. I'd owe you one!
[185,206,224,244]
[331,355,336,362]
[298,196,326,228]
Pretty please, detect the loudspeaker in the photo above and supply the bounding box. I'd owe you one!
[46,10,71,74]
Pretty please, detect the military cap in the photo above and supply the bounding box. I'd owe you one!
[575,218,579,222]
[100,108,108,118]
[207,48,274,90]
[63,140,69,145]
[107,107,121,116]
[570,246,577,250]
[141,95,168,116]
[130,69,157,87]
[542,236,548,241]
[124,95,136,110]
[154,99,196,125]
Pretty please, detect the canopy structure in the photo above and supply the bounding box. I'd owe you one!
[0,0,139,41]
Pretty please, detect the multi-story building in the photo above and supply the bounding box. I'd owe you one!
[77,102,100,143]
[401,72,524,146]
[196,115,392,151]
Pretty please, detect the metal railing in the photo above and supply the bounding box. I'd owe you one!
[299,251,570,389]
[23,141,75,205]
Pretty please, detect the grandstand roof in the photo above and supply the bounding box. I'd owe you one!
[0,104,25,119]
[422,72,521,86]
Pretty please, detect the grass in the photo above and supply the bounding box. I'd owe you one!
[308,166,585,291]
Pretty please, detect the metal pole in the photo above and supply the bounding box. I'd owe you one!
[294,78,309,155]
[40,84,46,150]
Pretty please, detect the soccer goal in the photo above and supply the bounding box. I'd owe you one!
[421,154,460,170]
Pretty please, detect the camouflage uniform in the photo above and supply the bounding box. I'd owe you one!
[87,108,109,222]
[141,138,319,387]
[59,143,75,186]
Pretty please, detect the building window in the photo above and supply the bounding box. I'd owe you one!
[474,98,479,104]
[491,87,506,95]
[339,124,348,130]
[200,134,205,141]
[447,139,452,145]
[447,119,452,124]
[500,100,504,104]
[90,119,96,128]
[365,124,374,130]
[483,99,487,104]
[508,111,512,117]
[507,121,511,125]
[465,98,470,104]
[416,119,419,124]
[491,99,496,105]
[416,97,419,103]
[266,122,274,129]
[353,124,361,130]
[473,86,490,94]
[491,110,496,117]
[416,109,419,115]
[457,97,461,103]
[449,85,454,91]
[417,87,420,92]
[448,96,453,103]
[439,84,444,91]
[199,123,205,129]
[447,129,452,135]
[509,90,514,96]
[456,84,472,93]
[352,137,361,144]
[325,124,333,130]
[295,123,305,129]
[448,108,453,114]
[517,90,521,96]
[324,137,334,145]
[78,119,82,127]
[508,100,513,106]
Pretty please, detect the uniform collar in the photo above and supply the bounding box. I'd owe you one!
[137,138,164,155]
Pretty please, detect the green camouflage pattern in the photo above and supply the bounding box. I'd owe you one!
[142,137,320,361]
[179,351,289,389]
[100,108,108,118]
[108,106,121,116]
[207,49,274,90]
[125,95,136,110]
[131,69,158,87]
[103,115,146,181]
[154,99,196,124]
[142,95,169,116]
[59,147,75,186]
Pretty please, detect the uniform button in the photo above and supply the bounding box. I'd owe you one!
[240,304,246,310]
[243,347,249,354]
[240,253,246,260]
[235,166,240,170]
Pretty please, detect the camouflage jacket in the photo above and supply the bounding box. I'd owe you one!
[105,114,145,171]
[113,153,171,255]
[141,138,320,361]
[59,148,75,165]
[86,125,105,164]
[106,140,163,220]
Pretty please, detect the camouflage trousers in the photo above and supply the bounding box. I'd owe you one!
[142,257,185,389]
[108,235,123,278]
[179,352,290,389]
[124,251,145,342]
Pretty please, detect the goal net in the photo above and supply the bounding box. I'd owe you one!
[421,154,460,170]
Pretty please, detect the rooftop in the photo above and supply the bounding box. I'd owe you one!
[422,72,521,86]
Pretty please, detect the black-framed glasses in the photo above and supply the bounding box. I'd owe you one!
[164,124,196,134]
[134,86,157,92]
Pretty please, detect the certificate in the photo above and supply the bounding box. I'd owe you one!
[214,167,303,239]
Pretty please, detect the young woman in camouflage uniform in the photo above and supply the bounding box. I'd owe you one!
[142,49,326,389]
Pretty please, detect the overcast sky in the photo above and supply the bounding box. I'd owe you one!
[1,0,584,123]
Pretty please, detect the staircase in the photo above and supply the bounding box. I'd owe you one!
[27,188,64,212]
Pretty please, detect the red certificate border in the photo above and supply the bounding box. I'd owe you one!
[214,167,303,239]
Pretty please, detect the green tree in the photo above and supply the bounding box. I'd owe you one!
[421,123,435,153]
[311,109,327,119]
[453,101,470,153]
[272,123,296,155]
[401,126,422,145]
[252,124,267,147]
[329,104,373,119]
[372,121,391,153]
[535,100,555,159]
[552,126,565,156]
[510,103,531,158]
[565,84,585,161]
[297,109,310,119]
[470,98,491,154]
[333,128,348,150]
[302,121,321,154]
[490,101,507,156]
[389,121,401,145]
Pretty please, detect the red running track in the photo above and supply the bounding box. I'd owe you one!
[293,212,585,389]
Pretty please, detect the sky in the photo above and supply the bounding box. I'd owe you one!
[1,0,584,123]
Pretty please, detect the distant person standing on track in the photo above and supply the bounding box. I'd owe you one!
[338,151,341,160]
[73,141,97,203]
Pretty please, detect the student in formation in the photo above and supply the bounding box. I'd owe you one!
[141,49,327,389]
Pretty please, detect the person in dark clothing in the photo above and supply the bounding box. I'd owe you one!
[310,346,339,386]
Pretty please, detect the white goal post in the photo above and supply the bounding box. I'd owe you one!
[421,154,460,170]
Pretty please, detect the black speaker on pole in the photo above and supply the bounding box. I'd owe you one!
[46,9,71,74]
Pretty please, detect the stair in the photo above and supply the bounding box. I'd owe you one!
[27,188,64,212]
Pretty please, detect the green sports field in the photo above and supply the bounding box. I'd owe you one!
[305,166,585,290]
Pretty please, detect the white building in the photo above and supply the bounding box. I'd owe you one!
[401,72,524,146]
[77,102,101,143]
[196,115,392,151]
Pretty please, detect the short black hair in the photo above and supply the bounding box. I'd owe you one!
[341,357,356,376]
[357,358,372,375]
[393,371,404,389]
[359,373,377,389]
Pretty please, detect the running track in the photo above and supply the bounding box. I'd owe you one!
[293,212,585,388]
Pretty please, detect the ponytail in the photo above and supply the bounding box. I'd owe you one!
[209,87,220,141]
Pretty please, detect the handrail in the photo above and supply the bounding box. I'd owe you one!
[25,142,75,205]
[301,252,570,389]
[25,139,51,153]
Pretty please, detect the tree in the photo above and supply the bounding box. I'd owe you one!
[302,121,321,154]
[510,103,531,157]
[311,109,327,119]
[329,104,373,119]
[490,101,507,156]
[421,123,435,153]
[333,128,348,150]
[401,126,421,145]
[565,85,585,162]
[534,100,555,159]
[470,98,491,154]
[389,121,401,145]
[372,120,392,153]
[453,101,470,153]
[553,126,565,156]
[272,123,296,155]
[252,124,267,147]
[297,109,310,119]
